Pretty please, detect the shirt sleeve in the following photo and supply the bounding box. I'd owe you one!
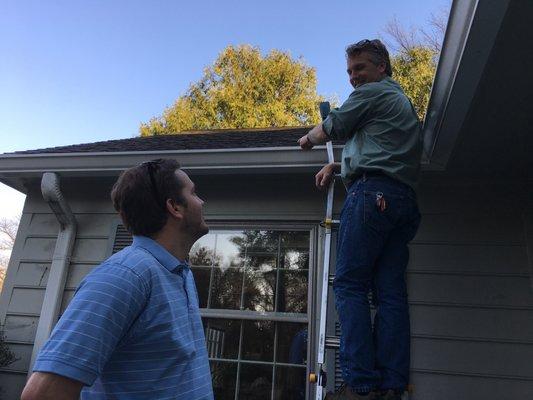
[32,263,148,385]
[322,84,379,140]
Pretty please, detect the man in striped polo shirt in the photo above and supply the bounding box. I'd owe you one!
[22,159,214,399]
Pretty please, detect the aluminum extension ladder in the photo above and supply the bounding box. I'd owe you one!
[309,102,341,400]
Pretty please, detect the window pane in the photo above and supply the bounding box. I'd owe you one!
[280,231,309,251]
[210,267,243,310]
[274,365,306,400]
[276,270,308,313]
[211,361,237,400]
[204,319,241,360]
[238,364,272,400]
[241,320,274,362]
[280,231,309,270]
[247,254,277,270]
[190,234,216,266]
[280,250,309,270]
[276,323,307,365]
[242,269,276,312]
[214,232,246,269]
[191,267,210,308]
[242,230,279,255]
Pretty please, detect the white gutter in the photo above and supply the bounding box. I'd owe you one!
[28,172,77,376]
[0,146,344,192]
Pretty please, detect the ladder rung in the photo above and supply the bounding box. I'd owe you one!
[325,335,340,349]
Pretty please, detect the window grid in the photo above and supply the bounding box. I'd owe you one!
[194,228,312,400]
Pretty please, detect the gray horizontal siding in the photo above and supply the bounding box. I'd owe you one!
[404,183,533,398]
[0,373,27,400]
[411,337,533,378]
[410,305,532,344]
[410,371,533,400]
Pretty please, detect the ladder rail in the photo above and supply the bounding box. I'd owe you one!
[317,141,335,365]
[311,102,336,400]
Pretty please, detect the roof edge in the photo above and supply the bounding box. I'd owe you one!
[422,0,511,169]
[422,0,479,166]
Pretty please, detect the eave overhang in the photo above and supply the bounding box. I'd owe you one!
[0,145,344,193]
[422,0,511,170]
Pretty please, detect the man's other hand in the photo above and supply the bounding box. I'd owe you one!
[315,163,336,190]
[298,134,314,150]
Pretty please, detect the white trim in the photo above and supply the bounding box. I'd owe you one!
[422,0,511,168]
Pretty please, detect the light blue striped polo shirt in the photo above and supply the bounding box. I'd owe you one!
[33,236,214,399]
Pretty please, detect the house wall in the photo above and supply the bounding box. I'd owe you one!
[0,174,532,399]
[406,179,533,399]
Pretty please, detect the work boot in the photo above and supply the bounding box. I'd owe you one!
[376,389,403,400]
[324,383,378,400]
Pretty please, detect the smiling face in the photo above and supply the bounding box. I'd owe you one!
[175,170,209,240]
[346,51,387,89]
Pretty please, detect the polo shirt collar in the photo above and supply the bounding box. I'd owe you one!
[132,236,189,273]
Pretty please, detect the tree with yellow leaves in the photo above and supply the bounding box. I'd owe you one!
[383,10,448,121]
[140,45,324,135]
[391,46,437,121]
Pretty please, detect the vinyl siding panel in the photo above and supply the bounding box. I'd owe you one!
[406,182,533,399]
[410,372,533,400]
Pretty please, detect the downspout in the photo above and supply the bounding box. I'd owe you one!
[28,172,77,376]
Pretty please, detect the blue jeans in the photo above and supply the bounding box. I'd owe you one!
[333,175,421,393]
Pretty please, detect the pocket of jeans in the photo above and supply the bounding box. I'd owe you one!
[363,190,400,231]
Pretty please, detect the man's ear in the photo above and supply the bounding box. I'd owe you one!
[166,199,184,221]
[378,62,387,74]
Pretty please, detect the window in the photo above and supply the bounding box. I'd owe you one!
[190,229,311,400]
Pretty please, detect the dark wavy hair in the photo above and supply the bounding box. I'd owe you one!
[111,159,186,237]
[346,39,392,77]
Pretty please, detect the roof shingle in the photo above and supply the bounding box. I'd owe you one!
[13,127,342,155]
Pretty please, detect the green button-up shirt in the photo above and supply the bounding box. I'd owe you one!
[322,76,422,190]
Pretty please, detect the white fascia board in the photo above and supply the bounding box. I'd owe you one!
[0,146,343,191]
[422,0,510,169]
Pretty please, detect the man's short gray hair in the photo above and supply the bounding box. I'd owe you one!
[346,39,392,77]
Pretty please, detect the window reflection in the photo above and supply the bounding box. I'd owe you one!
[204,319,240,360]
[241,320,274,362]
[190,234,216,266]
[277,270,308,313]
[197,229,311,399]
[210,267,243,310]
[274,366,306,400]
[214,232,246,270]
[211,361,237,400]
[239,364,272,400]
[242,269,276,312]
[191,267,210,308]
[281,250,309,270]
[276,323,307,365]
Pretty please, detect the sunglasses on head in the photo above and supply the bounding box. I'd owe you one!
[140,159,166,209]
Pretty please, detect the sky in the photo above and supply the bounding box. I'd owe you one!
[0,0,449,221]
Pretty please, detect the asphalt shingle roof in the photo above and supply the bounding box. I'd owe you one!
[13,127,342,155]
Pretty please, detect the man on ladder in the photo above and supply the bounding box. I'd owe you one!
[298,39,422,400]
